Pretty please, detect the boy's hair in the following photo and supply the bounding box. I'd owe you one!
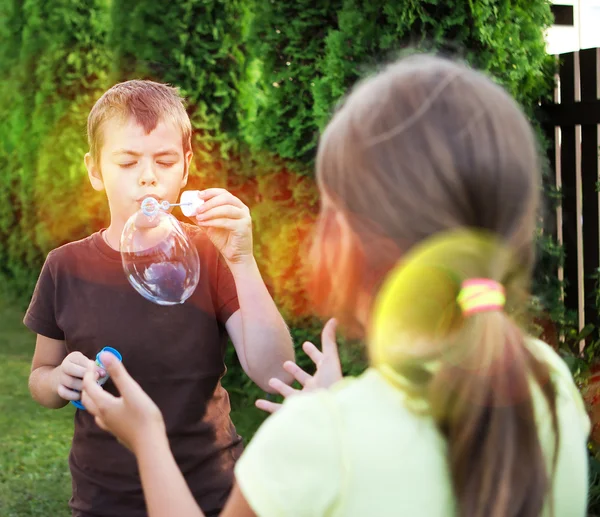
[87,80,192,162]
[309,54,558,517]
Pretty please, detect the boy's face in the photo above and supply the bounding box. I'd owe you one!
[85,115,193,226]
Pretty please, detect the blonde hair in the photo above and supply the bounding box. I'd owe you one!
[87,80,192,162]
[309,54,558,517]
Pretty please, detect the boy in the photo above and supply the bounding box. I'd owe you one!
[24,80,294,517]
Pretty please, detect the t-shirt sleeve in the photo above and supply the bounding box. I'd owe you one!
[234,392,342,517]
[553,353,591,437]
[529,339,591,437]
[23,251,65,340]
[215,253,239,324]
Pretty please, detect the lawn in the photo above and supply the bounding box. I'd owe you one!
[0,289,267,516]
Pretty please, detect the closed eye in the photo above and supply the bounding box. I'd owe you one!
[157,161,176,167]
[119,162,137,169]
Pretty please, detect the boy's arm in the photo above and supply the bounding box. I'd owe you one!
[29,335,96,409]
[190,188,294,391]
[225,257,295,392]
[29,335,69,409]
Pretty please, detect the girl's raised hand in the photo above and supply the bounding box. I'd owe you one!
[256,319,343,413]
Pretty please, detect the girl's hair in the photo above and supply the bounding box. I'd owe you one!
[309,54,558,517]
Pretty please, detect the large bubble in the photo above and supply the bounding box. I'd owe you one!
[120,199,200,305]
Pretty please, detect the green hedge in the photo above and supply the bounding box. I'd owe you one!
[0,0,111,297]
[110,0,245,170]
[0,0,557,349]
[240,0,554,162]
[2,0,576,490]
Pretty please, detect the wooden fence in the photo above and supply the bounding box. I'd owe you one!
[541,48,600,341]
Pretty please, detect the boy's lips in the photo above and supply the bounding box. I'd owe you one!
[136,194,163,203]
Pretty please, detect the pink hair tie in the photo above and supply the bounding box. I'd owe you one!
[457,278,505,317]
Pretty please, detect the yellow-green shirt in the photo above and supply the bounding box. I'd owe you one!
[235,339,590,516]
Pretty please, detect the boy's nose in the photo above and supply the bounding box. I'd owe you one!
[139,165,158,186]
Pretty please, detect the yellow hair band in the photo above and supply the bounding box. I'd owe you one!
[457,278,505,317]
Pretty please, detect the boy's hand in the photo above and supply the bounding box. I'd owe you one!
[255,319,343,413]
[81,352,166,454]
[54,352,103,402]
[192,189,253,264]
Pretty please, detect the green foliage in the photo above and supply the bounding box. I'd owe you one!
[241,0,554,164]
[239,0,344,164]
[0,1,583,509]
[110,0,246,169]
[0,0,111,303]
[0,0,558,313]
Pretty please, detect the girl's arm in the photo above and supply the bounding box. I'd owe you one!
[81,353,256,517]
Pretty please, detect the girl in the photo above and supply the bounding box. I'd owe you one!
[81,54,590,517]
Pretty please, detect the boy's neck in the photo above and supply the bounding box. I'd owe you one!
[103,223,124,251]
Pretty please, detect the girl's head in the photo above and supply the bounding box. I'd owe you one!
[310,54,540,334]
[310,54,557,517]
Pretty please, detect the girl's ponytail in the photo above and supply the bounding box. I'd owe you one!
[370,230,559,517]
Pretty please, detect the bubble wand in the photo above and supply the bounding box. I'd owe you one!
[141,191,204,218]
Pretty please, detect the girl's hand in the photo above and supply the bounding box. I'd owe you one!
[81,352,166,453]
[256,319,343,413]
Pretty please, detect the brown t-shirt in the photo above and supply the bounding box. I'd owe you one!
[24,227,243,517]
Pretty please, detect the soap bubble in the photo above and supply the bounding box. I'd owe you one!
[120,204,200,305]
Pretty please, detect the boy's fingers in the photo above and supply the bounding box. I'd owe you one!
[57,384,82,401]
[197,188,234,201]
[196,206,245,221]
[268,378,298,398]
[195,219,238,231]
[62,361,88,379]
[302,342,324,366]
[321,318,339,355]
[197,192,245,212]
[70,352,95,369]
[62,376,83,392]
[283,361,312,386]
[255,399,282,414]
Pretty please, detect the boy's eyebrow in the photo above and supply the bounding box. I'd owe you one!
[112,149,180,158]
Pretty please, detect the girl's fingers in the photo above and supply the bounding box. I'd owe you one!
[81,388,101,416]
[283,361,312,386]
[302,341,324,366]
[321,318,339,356]
[255,399,282,414]
[268,377,299,398]
[94,416,110,433]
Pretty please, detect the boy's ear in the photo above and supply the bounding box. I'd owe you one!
[181,151,193,188]
[85,153,104,192]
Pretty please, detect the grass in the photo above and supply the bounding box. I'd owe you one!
[0,291,266,516]
[0,294,73,516]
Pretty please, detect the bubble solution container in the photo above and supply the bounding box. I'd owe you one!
[71,347,123,410]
